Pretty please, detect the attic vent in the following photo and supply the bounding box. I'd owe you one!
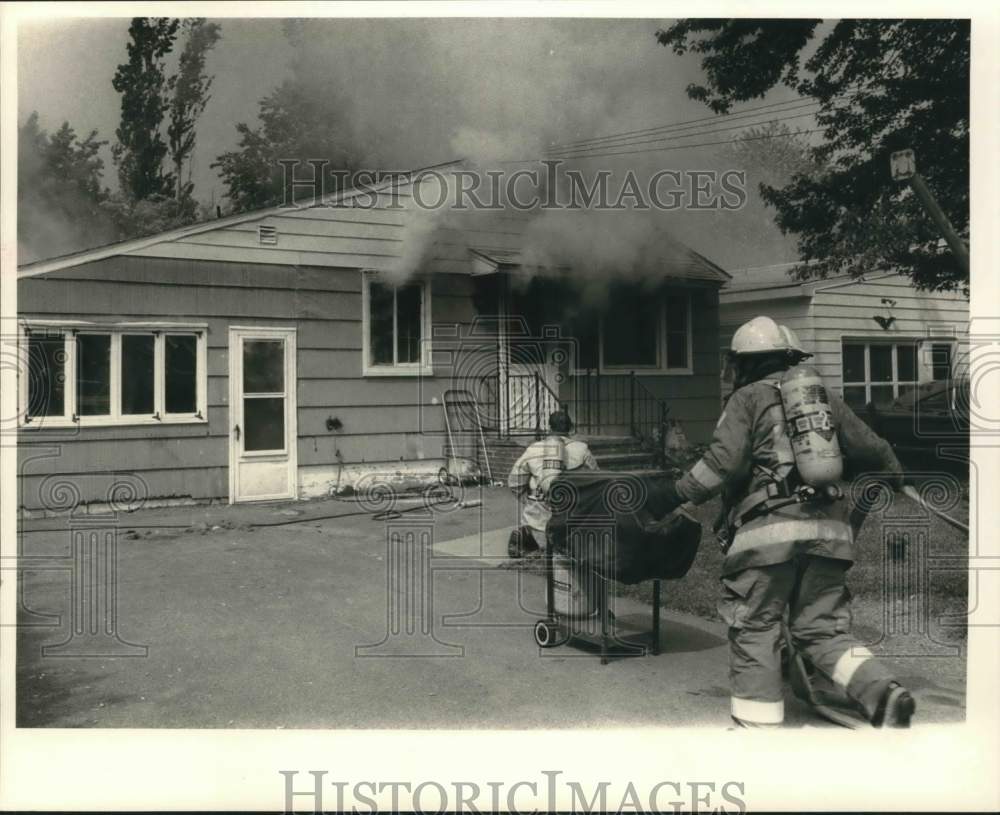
[258,225,278,246]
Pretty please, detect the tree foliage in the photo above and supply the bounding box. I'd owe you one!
[101,192,199,240]
[658,19,970,292]
[17,113,116,263]
[168,19,222,201]
[213,77,358,213]
[19,18,224,262]
[708,121,821,266]
[111,17,180,201]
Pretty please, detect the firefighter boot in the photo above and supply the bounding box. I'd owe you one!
[507,526,540,559]
[871,682,916,728]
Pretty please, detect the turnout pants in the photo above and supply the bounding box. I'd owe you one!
[719,554,895,725]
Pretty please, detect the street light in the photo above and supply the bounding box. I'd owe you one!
[891,150,969,276]
[890,149,916,181]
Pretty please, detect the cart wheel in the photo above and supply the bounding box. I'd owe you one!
[534,619,566,648]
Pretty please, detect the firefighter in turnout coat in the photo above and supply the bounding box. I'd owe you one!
[648,316,915,728]
[507,409,598,557]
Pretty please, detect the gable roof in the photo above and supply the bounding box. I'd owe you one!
[18,160,463,278]
[721,261,874,302]
[19,160,729,285]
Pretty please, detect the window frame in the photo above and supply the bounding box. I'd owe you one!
[571,289,693,376]
[19,321,208,428]
[840,339,920,408]
[929,342,954,382]
[361,271,433,377]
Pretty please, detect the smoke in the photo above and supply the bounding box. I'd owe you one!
[383,167,714,302]
[283,18,802,271]
[17,18,807,269]
[283,18,689,169]
[16,117,119,264]
[449,126,543,166]
[384,174,452,285]
[16,196,114,266]
[520,208,696,293]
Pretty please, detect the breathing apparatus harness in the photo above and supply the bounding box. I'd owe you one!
[715,465,846,553]
[714,364,847,553]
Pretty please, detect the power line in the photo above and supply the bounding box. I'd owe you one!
[548,107,833,159]
[540,127,826,161]
[545,85,866,155]
[547,96,821,151]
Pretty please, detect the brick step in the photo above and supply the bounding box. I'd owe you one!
[578,435,648,455]
[594,451,657,470]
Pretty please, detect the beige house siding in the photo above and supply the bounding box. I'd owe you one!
[719,271,970,402]
[810,275,969,393]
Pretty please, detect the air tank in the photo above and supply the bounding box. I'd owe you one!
[780,364,844,487]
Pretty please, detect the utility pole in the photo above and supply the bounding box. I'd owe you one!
[890,149,970,277]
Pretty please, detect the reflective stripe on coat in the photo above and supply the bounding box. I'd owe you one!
[508,436,599,532]
[675,375,902,576]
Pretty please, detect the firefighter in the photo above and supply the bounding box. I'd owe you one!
[647,316,915,728]
[507,408,598,557]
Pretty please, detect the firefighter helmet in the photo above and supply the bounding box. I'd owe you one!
[779,325,810,357]
[731,316,791,355]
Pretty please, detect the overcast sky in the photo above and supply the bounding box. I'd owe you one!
[17,16,807,265]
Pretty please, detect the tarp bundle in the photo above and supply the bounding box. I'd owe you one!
[546,471,702,585]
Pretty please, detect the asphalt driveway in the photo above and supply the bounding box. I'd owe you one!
[15,487,966,729]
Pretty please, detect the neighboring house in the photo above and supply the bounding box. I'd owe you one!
[16,165,730,514]
[719,262,970,409]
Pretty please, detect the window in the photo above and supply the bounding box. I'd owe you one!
[242,339,286,452]
[26,332,67,419]
[664,295,690,369]
[363,273,431,375]
[564,312,599,371]
[930,343,953,382]
[604,288,659,367]
[165,334,198,413]
[121,334,155,415]
[21,324,207,426]
[841,341,919,410]
[570,289,691,374]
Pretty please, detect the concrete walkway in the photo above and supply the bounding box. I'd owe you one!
[15,488,965,729]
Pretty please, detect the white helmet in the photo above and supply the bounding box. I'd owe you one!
[730,316,812,357]
[731,316,788,354]
[779,325,809,356]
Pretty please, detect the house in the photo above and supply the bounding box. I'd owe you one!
[16,165,730,514]
[718,262,970,409]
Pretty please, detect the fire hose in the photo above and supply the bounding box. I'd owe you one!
[901,484,969,534]
[850,482,969,538]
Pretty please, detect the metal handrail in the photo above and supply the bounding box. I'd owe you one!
[481,369,669,464]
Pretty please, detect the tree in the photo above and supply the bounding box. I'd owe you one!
[168,19,222,201]
[712,120,821,265]
[213,78,358,213]
[658,19,970,293]
[17,113,116,262]
[101,192,198,240]
[111,17,180,201]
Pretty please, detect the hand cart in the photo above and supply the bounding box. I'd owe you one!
[532,470,702,664]
[533,543,662,664]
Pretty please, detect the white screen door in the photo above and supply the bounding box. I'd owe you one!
[229,327,297,503]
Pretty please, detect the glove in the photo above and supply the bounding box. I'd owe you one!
[646,478,683,521]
